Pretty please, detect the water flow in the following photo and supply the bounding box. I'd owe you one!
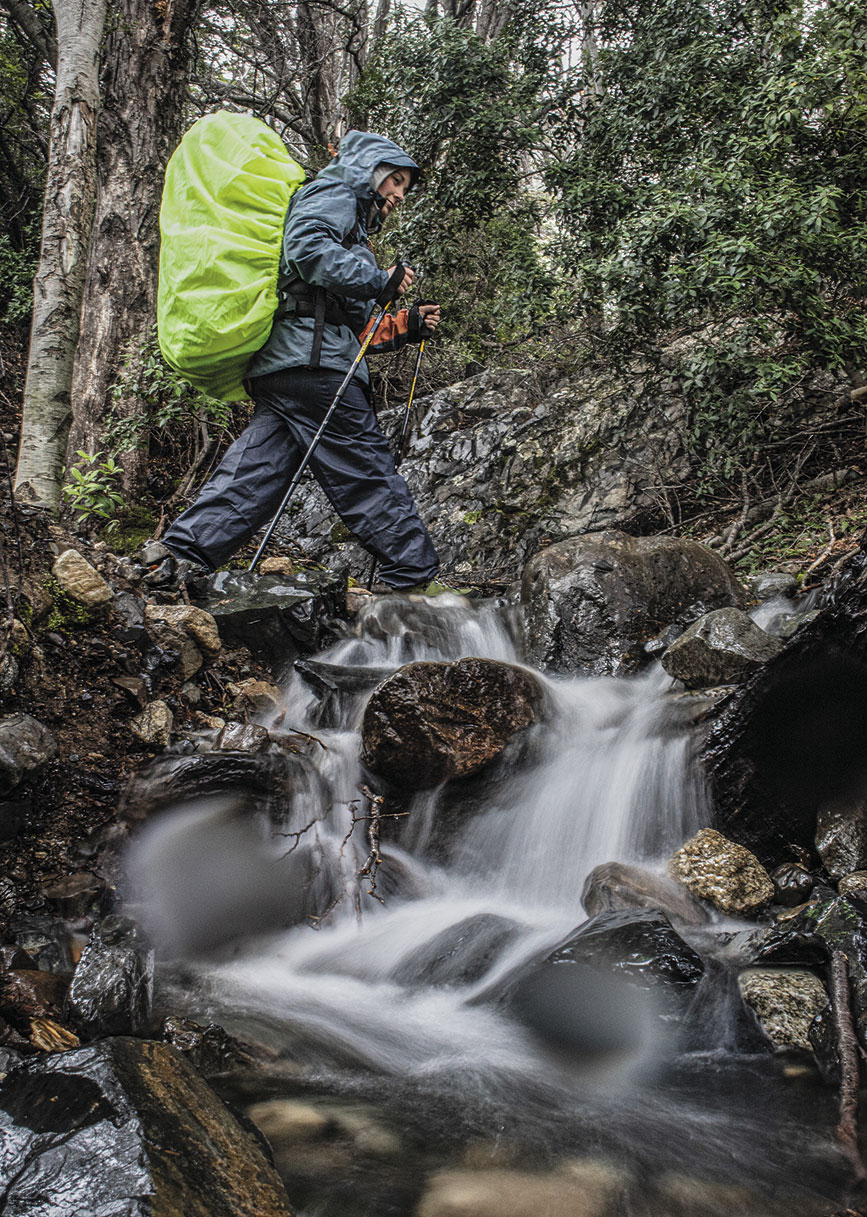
[146,593,849,1215]
[164,594,708,1072]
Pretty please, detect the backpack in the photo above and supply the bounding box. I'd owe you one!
[157,111,306,402]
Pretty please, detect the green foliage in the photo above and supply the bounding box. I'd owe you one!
[547,0,867,491]
[61,451,125,533]
[0,218,39,324]
[107,327,233,455]
[350,11,566,380]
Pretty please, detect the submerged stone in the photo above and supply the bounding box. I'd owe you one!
[391,914,521,988]
[361,657,543,789]
[669,828,774,916]
[581,861,709,926]
[0,1037,295,1216]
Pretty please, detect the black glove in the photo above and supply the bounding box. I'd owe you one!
[408,303,434,343]
[376,262,408,306]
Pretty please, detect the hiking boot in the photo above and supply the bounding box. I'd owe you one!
[370,579,470,597]
[142,553,210,594]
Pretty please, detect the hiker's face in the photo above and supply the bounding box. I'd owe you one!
[379,169,411,217]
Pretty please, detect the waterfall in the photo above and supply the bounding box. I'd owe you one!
[131,594,847,1217]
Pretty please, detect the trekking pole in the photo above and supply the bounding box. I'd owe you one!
[248,296,396,573]
[366,335,426,588]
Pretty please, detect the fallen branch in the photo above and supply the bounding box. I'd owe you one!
[830,949,866,1182]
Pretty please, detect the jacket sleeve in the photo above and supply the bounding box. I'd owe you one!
[358,308,413,353]
[284,180,389,302]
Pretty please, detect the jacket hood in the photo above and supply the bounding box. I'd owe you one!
[316,130,419,205]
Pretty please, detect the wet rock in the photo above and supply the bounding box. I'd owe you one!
[679,963,772,1055]
[815,793,867,879]
[123,747,317,821]
[111,590,148,644]
[391,914,521,988]
[195,567,347,657]
[661,608,783,689]
[521,531,745,676]
[545,908,704,989]
[41,870,104,918]
[416,1161,625,1217]
[161,1015,253,1075]
[228,677,282,716]
[581,861,709,926]
[669,828,775,916]
[145,602,222,661]
[770,863,814,907]
[737,968,828,1051]
[759,893,867,1049]
[0,969,69,1033]
[751,572,797,601]
[130,699,174,747]
[0,1036,295,1215]
[65,915,154,1040]
[361,657,543,789]
[643,623,685,657]
[52,548,113,606]
[112,674,149,708]
[699,567,867,866]
[838,870,867,904]
[296,658,392,727]
[0,713,57,796]
[8,916,74,972]
[215,721,271,752]
[760,606,820,640]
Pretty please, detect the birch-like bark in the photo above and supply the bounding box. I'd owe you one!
[14,0,107,510]
[65,0,199,495]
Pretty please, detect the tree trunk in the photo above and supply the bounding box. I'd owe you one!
[66,0,199,496]
[14,0,106,511]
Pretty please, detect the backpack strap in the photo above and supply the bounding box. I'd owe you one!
[310,286,327,368]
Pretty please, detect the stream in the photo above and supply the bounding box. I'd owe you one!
[130,593,850,1217]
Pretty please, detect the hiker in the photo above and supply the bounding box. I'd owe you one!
[149,131,442,592]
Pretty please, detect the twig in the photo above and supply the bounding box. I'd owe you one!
[830,950,866,1181]
[802,519,837,579]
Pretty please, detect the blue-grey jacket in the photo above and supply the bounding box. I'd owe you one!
[247,130,419,386]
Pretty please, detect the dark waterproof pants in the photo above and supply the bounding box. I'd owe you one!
[161,368,439,588]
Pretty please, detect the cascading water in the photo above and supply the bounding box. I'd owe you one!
[132,593,851,1217]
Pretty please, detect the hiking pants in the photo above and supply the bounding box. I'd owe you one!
[161,368,439,588]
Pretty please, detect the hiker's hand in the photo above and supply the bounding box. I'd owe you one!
[387,264,415,295]
[419,303,440,333]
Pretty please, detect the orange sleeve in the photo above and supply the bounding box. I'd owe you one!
[359,308,412,354]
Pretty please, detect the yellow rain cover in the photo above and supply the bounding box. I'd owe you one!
[157,111,306,402]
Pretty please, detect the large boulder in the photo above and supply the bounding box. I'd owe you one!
[194,569,347,658]
[581,861,709,926]
[0,1037,295,1215]
[520,531,745,675]
[699,551,867,863]
[661,607,783,688]
[361,658,544,789]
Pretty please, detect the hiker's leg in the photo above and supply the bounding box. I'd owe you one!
[161,405,300,570]
[253,369,439,589]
